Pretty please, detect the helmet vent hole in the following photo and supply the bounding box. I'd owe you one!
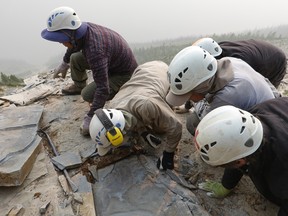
[106,111,113,119]
[200,149,206,154]
[204,144,209,151]
[183,67,188,73]
[175,78,181,83]
[73,12,77,16]
[175,84,182,90]
[242,117,247,123]
[210,141,217,147]
[244,138,254,147]
[178,72,183,78]
[240,126,245,134]
[207,63,213,71]
[202,155,209,161]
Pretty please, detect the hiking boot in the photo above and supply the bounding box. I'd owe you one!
[62,84,83,95]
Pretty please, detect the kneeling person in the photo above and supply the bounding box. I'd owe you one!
[194,98,288,216]
[89,61,182,170]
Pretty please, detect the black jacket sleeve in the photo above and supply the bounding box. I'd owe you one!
[221,166,248,190]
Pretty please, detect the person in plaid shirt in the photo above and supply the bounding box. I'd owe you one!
[41,6,138,136]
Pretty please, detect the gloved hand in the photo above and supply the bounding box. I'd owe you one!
[173,100,193,114]
[198,180,231,198]
[80,114,92,136]
[53,61,70,79]
[157,151,174,170]
[141,131,161,148]
[184,100,194,110]
[173,104,189,114]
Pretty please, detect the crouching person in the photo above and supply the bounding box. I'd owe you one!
[89,61,182,170]
[194,97,288,216]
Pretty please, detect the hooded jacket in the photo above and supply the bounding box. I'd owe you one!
[108,61,182,153]
[196,57,277,119]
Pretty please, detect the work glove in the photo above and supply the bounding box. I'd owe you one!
[173,100,193,114]
[53,61,70,79]
[80,114,92,136]
[173,104,189,114]
[184,100,194,110]
[157,151,174,170]
[141,131,161,148]
[198,180,231,198]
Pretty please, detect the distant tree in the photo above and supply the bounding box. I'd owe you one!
[0,73,9,84]
[132,31,283,65]
[9,74,23,83]
[0,72,24,87]
[267,31,276,39]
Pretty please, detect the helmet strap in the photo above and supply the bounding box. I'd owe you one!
[60,30,77,47]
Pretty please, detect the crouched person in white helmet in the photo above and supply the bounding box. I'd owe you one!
[89,61,182,170]
[174,37,284,114]
[194,97,288,216]
[166,46,280,136]
[41,6,138,136]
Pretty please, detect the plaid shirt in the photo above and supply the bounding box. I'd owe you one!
[64,22,138,116]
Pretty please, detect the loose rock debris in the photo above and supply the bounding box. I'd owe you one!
[1,65,286,215]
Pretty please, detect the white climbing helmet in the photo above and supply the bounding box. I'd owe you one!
[41,6,88,43]
[89,109,126,156]
[192,37,222,57]
[166,46,217,106]
[194,105,263,166]
[46,6,81,31]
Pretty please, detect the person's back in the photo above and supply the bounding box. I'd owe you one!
[218,39,287,87]
[248,97,288,210]
[110,60,170,102]
[205,57,276,115]
[80,22,138,76]
[108,61,182,153]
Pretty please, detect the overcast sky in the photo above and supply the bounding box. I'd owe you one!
[1,0,288,66]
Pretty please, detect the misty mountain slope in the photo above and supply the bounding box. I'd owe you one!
[0,59,41,78]
[2,25,288,80]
